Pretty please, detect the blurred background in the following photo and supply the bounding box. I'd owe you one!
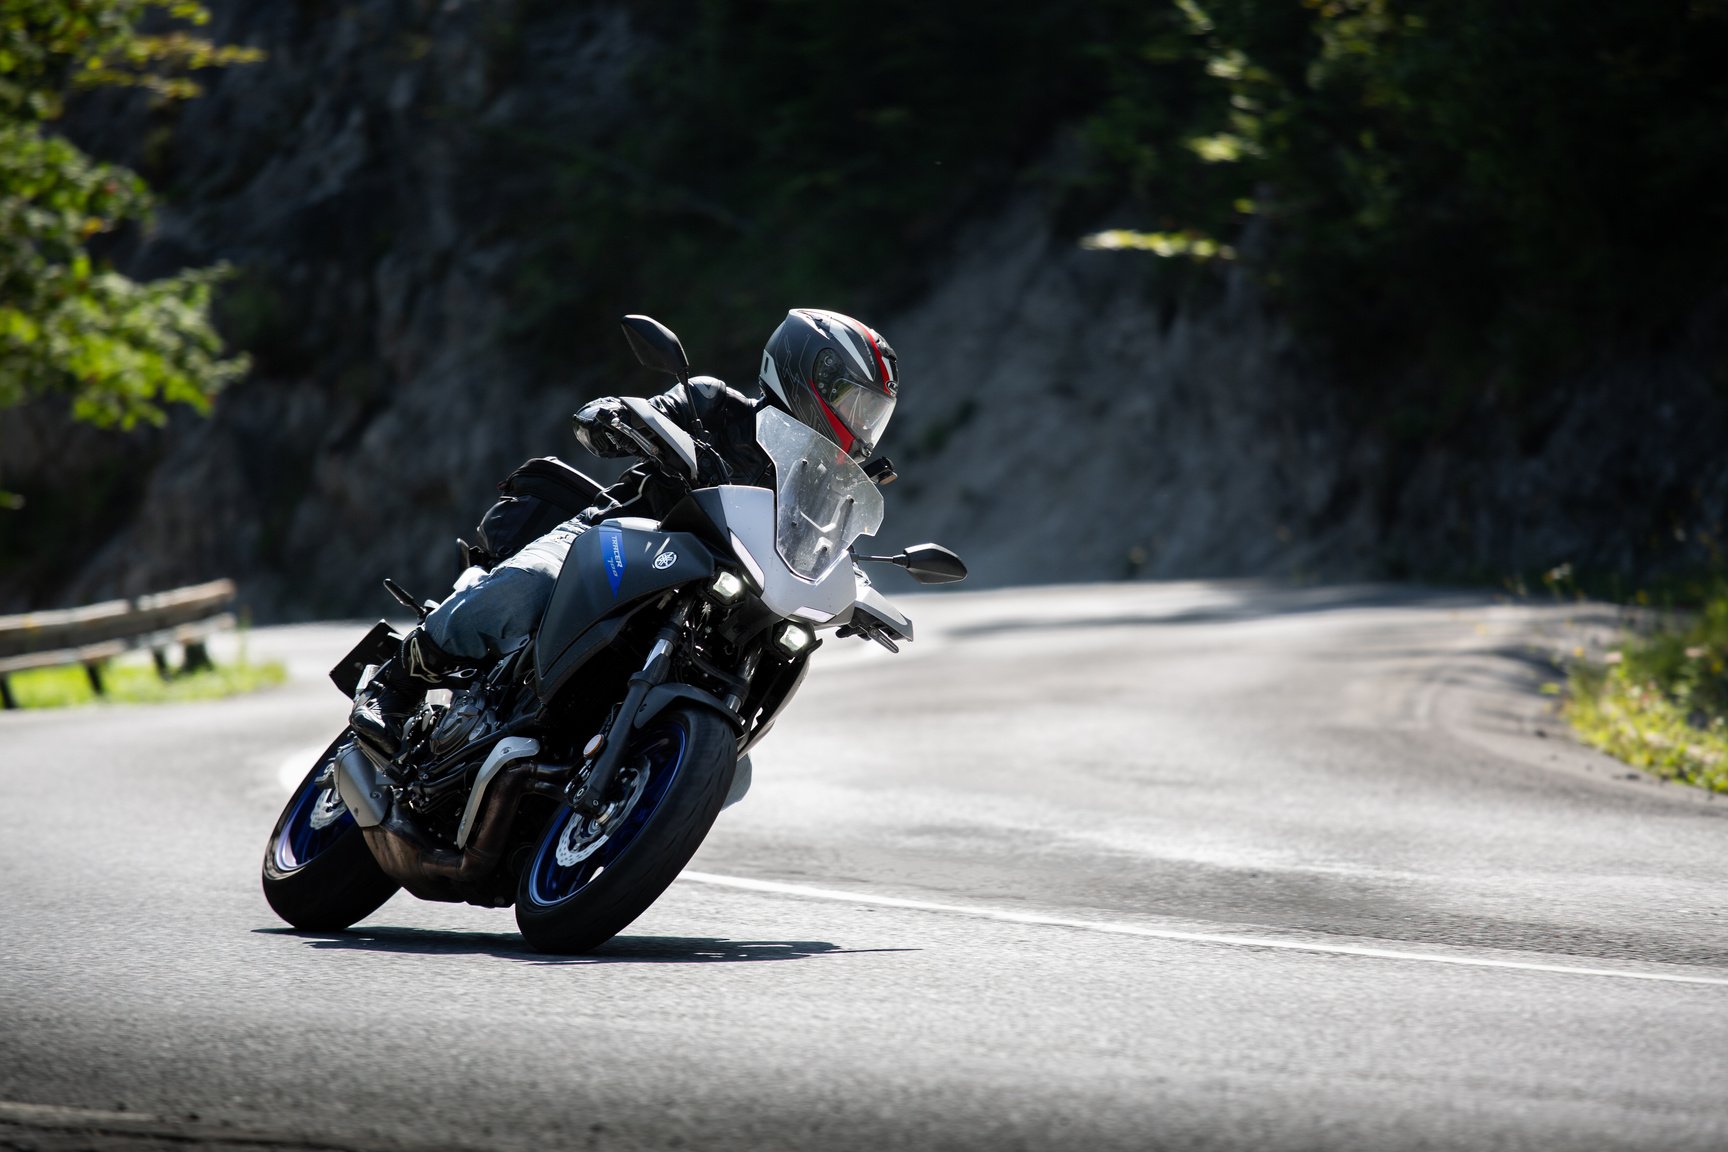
[3,0,1726,619]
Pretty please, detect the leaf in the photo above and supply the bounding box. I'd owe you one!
[0,0,253,428]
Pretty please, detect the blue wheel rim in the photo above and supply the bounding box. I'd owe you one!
[274,748,356,873]
[525,722,687,907]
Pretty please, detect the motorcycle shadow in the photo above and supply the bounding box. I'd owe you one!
[255,925,914,965]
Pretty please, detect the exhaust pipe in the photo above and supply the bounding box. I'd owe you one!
[332,740,391,827]
[358,756,568,905]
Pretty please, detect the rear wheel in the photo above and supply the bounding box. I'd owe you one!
[261,734,400,931]
[515,704,735,954]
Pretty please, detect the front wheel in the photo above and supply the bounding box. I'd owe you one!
[515,704,736,954]
[261,734,400,931]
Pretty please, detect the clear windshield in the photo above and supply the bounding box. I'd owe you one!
[757,407,885,582]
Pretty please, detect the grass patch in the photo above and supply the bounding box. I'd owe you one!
[1566,594,1728,792]
[5,655,287,709]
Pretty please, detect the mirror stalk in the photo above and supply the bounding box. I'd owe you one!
[854,542,968,585]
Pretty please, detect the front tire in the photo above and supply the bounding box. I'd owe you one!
[262,734,400,931]
[515,705,735,954]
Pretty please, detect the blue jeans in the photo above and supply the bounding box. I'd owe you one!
[422,520,585,662]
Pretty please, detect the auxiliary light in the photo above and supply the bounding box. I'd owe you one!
[709,570,746,604]
[774,622,814,656]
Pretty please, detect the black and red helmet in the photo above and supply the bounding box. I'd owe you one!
[757,308,899,460]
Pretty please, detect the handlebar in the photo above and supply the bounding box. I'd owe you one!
[597,407,660,460]
[597,404,717,487]
[837,618,901,653]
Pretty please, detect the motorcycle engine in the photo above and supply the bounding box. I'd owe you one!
[426,689,493,757]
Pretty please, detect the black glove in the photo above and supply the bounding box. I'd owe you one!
[572,398,631,458]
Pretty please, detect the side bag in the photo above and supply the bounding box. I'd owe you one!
[471,456,605,569]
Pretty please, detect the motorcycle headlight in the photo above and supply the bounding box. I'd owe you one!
[709,570,746,605]
[774,622,814,657]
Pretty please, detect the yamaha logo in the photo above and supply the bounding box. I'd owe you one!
[653,551,677,570]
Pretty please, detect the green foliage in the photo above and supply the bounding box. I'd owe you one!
[1567,591,1728,792]
[0,0,257,435]
[1087,0,1728,430]
[4,650,285,707]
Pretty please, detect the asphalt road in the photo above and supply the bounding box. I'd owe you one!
[2,582,1725,1152]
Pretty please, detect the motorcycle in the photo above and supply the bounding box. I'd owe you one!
[261,315,966,953]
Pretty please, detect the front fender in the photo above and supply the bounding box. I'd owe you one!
[634,682,745,735]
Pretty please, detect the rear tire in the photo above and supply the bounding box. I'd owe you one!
[262,734,400,931]
[515,705,735,954]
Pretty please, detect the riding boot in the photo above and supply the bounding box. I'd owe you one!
[350,627,470,758]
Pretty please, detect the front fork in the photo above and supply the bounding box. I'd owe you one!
[565,598,693,817]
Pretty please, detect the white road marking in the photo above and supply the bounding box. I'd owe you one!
[679,871,1728,988]
[0,1102,146,1127]
[0,1099,412,1151]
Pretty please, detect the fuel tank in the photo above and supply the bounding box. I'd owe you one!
[533,520,714,702]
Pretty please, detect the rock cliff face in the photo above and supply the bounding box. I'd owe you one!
[5,0,648,617]
[877,203,1373,586]
[1374,302,1728,586]
[877,210,1728,592]
[3,3,1725,616]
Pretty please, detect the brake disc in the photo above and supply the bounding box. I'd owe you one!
[554,762,651,866]
[307,765,347,830]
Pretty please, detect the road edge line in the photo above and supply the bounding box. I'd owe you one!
[679,870,1728,988]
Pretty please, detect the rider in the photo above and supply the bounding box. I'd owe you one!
[350,308,901,756]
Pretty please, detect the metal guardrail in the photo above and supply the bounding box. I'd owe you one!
[0,579,238,708]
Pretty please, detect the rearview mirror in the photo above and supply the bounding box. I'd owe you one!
[855,542,967,583]
[877,542,967,585]
[620,314,690,383]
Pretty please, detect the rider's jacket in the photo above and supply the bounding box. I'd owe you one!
[572,376,773,527]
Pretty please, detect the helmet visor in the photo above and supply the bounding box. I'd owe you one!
[826,380,895,458]
[811,346,896,458]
